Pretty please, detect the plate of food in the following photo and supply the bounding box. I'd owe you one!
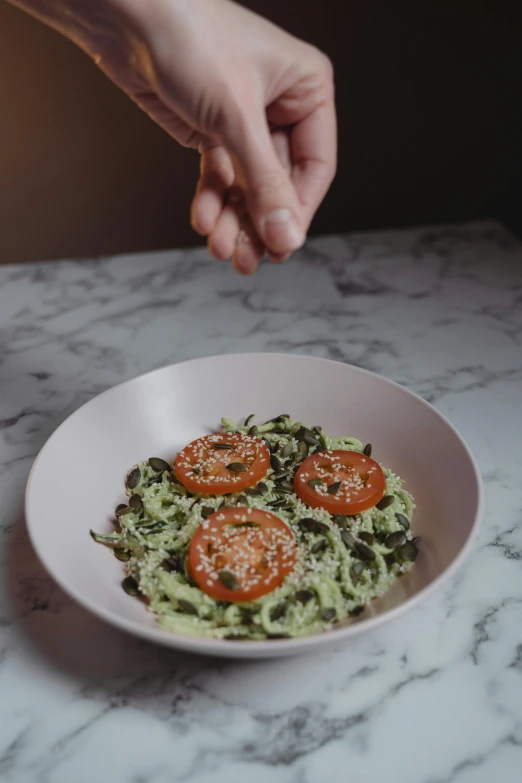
[25,353,482,658]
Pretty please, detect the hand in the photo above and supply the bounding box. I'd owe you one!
[10,0,337,273]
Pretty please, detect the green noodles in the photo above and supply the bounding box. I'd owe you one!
[91,416,417,639]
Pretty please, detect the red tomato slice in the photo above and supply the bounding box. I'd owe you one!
[294,450,386,514]
[175,433,270,495]
[188,507,297,602]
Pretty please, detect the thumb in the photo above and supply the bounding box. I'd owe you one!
[223,114,305,256]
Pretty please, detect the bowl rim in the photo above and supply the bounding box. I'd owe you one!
[25,352,484,657]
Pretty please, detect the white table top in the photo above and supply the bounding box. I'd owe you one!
[1,222,521,782]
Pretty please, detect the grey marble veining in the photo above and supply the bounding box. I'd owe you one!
[1,221,521,783]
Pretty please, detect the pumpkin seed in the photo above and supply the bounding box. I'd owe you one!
[163,555,180,572]
[299,518,317,532]
[395,512,410,530]
[248,425,259,437]
[122,576,139,596]
[399,541,418,561]
[148,473,165,486]
[268,498,287,508]
[201,506,214,519]
[376,494,395,510]
[270,602,288,621]
[178,599,198,615]
[327,481,342,495]
[303,432,320,447]
[141,520,168,533]
[226,462,247,472]
[148,457,171,473]
[311,539,328,554]
[363,443,372,457]
[256,481,268,494]
[333,513,348,528]
[213,442,234,450]
[312,425,322,434]
[231,520,260,528]
[349,605,365,617]
[341,530,356,548]
[128,493,143,511]
[126,467,141,489]
[350,561,366,582]
[270,454,283,473]
[262,437,273,453]
[321,607,336,622]
[274,487,293,496]
[273,470,290,481]
[237,495,248,505]
[359,531,375,545]
[281,442,294,458]
[356,541,377,561]
[218,570,238,590]
[114,548,130,562]
[115,505,133,517]
[115,503,127,516]
[294,441,306,461]
[316,521,330,534]
[295,589,314,604]
[244,487,261,497]
[384,530,407,548]
[384,553,396,568]
[308,478,322,488]
[244,414,255,427]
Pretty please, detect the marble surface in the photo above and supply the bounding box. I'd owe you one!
[1,221,521,783]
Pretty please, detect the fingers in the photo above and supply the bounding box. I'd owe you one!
[191,146,235,236]
[289,99,337,232]
[221,112,305,257]
[207,202,241,261]
[232,219,265,275]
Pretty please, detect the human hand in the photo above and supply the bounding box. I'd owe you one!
[10,0,337,273]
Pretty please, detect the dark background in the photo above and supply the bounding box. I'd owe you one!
[1,0,521,263]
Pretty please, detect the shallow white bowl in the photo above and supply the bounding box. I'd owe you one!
[26,354,482,659]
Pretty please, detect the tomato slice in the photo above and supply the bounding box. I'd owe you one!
[294,450,386,515]
[175,433,270,495]
[188,507,297,602]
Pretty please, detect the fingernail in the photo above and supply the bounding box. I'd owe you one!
[261,209,304,252]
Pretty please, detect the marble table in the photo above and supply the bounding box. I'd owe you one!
[1,222,521,783]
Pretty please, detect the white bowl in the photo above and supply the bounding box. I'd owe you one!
[25,354,482,659]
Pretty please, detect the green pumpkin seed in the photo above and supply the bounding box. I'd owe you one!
[128,493,143,511]
[244,414,255,427]
[114,548,130,562]
[281,442,294,458]
[349,605,365,617]
[256,481,268,494]
[303,432,320,447]
[126,467,141,490]
[321,607,336,622]
[178,599,198,615]
[201,506,214,519]
[359,531,375,545]
[115,503,127,516]
[226,462,247,472]
[395,512,410,530]
[327,481,342,495]
[262,437,273,453]
[308,478,323,488]
[163,555,180,572]
[311,539,328,554]
[213,443,234,450]
[356,541,377,561]
[274,487,293,496]
[230,520,260,528]
[141,520,168,533]
[237,495,248,505]
[148,457,171,473]
[350,561,366,582]
[218,570,238,590]
[248,425,259,437]
[333,513,348,528]
[312,425,322,434]
[363,443,372,457]
[384,530,407,548]
[299,517,317,532]
[376,494,395,510]
[270,454,283,473]
[399,541,418,561]
[122,576,139,596]
[268,498,286,508]
[295,589,314,604]
[341,530,356,548]
[115,505,133,517]
[273,470,290,481]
